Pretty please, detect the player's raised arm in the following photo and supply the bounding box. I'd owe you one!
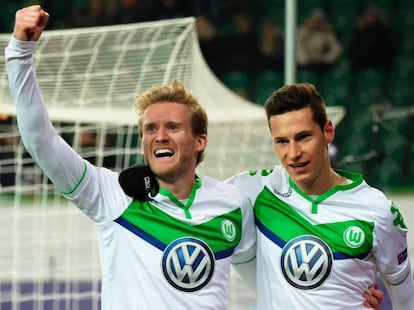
[13,5,49,41]
[6,5,87,193]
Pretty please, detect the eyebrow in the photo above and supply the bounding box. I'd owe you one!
[274,130,312,140]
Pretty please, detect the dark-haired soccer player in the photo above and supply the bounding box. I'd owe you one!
[228,83,414,309]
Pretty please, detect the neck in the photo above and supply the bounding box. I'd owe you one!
[330,169,347,187]
[158,174,197,200]
[298,167,347,196]
[317,169,346,195]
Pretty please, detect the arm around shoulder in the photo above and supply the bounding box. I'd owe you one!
[374,198,414,309]
[385,271,414,309]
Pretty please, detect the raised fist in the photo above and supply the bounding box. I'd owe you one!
[13,5,49,41]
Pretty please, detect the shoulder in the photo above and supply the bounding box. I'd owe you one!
[354,181,398,225]
[225,166,286,201]
[68,163,132,222]
[86,161,120,183]
[77,162,126,199]
[201,174,245,197]
[339,169,390,209]
[355,181,391,208]
[198,174,253,214]
[226,165,284,187]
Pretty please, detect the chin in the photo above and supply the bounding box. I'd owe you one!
[152,164,176,176]
[291,173,312,185]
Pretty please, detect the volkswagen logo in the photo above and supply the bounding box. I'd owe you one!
[162,237,215,292]
[281,235,333,289]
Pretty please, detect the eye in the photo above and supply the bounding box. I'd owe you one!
[297,133,311,141]
[274,138,288,145]
[168,123,180,131]
[144,124,157,133]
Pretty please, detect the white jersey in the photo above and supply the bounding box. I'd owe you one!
[227,166,414,309]
[5,37,256,310]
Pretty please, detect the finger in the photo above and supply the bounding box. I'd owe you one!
[18,5,42,26]
[38,10,50,30]
[369,283,384,305]
[363,291,379,310]
[362,300,374,309]
[24,8,47,29]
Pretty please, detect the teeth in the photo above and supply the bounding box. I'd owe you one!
[155,148,170,154]
[155,148,174,157]
[292,162,307,167]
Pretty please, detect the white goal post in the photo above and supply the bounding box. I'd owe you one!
[0,17,345,309]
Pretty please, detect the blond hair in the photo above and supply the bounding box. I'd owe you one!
[136,79,208,164]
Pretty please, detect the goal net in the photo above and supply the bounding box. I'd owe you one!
[0,17,345,309]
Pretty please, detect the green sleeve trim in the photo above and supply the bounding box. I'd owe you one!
[384,270,411,286]
[60,161,88,195]
[231,255,257,266]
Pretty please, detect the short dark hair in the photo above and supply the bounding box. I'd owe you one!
[264,82,327,130]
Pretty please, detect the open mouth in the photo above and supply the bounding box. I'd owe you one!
[289,161,309,168]
[154,148,174,158]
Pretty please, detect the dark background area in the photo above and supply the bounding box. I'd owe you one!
[1,0,414,191]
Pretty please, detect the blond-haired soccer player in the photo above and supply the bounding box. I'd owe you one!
[5,6,256,309]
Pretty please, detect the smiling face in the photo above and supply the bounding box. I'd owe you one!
[269,106,334,194]
[140,102,207,184]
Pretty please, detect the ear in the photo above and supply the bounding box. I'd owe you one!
[140,139,144,155]
[197,133,207,152]
[324,120,335,144]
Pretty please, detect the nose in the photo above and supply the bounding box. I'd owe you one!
[155,127,168,142]
[288,141,301,159]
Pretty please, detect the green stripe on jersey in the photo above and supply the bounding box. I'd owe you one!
[254,187,374,257]
[120,200,242,252]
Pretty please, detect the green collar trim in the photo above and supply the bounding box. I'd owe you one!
[289,169,364,214]
[158,174,202,219]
